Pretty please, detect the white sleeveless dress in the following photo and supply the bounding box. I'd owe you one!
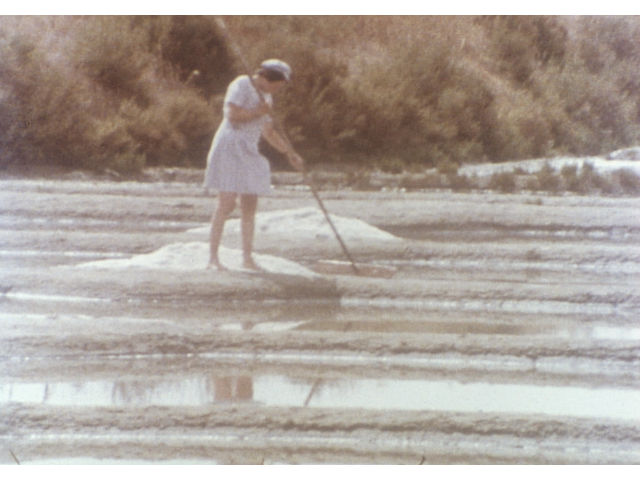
[204,75,272,195]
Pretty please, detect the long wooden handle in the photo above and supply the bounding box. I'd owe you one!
[302,171,360,273]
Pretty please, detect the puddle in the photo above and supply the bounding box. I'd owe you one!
[216,320,534,336]
[218,321,308,332]
[297,320,640,340]
[303,378,640,420]
[591,326,640,341]
[0,215,199,232]
[383,225,633,242]
[299,320,532,336]
[23,457,219,465]
[0,250,130,260]
[341,297,621,316]
[4,293,110,304]
[2,375,639,421]
[390,258,640,275]
[4,312,639,341]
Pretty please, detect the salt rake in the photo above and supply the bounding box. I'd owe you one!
[214,17,396,279]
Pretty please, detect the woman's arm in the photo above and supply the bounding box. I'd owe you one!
[262,121,304,171]
[226,101,271,124]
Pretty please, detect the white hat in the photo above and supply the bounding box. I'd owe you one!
[260,59,292,82]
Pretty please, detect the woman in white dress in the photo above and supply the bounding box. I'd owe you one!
[204,59,303,271]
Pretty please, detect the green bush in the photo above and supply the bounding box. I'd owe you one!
[345,168,376,191]
[377,157,406,174]
[578,162,614,194]
[561,164,580,192]
[72,17,158,107]
[480,16,568,84]
[0,26,104,170]
[489,170,518,193]
[160,16,236,97]
[535,162,561,192]
[2,16,640,175]
[436,160,460,176]
[399,172,443,191]
[0,17,223,173]
[615,168,640,194]
[448,173,474,192]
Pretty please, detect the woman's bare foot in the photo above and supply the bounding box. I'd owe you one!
[242,258,263,271]
[206,259,228,271]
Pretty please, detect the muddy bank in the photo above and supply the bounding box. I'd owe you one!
[3,404,639,465]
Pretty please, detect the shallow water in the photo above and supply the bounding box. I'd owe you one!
[3,374,639,421]
[341,296,622,316]
[0,215,199,232]
[382,225,638,243]
[0,250,130,259]
[303,378,640,420]
[23,457,220,465]
[4,310,639,341]
[390,257,640,275]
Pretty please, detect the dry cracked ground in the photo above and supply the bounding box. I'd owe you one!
[0,173,639,464]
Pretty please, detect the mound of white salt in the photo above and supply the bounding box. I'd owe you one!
[79,242,320,278]
[461,156,640,177]
[189,207,398,241]
[607,147,640,161]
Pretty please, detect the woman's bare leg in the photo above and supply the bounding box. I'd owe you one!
[207,192,237,270]
[240,194,260,270]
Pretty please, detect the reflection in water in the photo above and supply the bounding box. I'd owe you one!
[299,320,531,336]
[111,374,254,405]
[210,321,255,403]
[297,319,640,341]
[6,305,636,340]
[211,317,640,341]
[25,457,220,465]
[3,375,639,421]
[0,375,255,407]
[212,376,253,403]
[112,378,214,406]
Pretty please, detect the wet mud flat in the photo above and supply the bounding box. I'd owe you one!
[1,177,640,464]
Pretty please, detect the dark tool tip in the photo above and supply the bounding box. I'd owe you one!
[9,449,20,465]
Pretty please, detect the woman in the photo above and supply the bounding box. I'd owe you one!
[204,59,303,271]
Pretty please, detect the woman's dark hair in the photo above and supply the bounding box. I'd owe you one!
[257,68,287,82]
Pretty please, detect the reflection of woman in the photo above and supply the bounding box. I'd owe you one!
[213,376,253,402]
[204,59,303,271]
